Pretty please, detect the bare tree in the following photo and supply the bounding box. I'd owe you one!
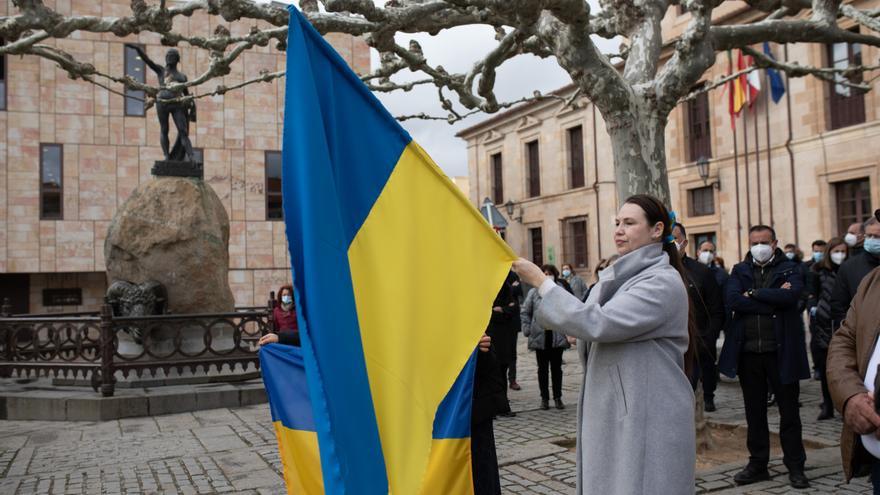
[2,0,880,202]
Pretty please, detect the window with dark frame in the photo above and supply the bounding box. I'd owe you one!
[40,144,63,220]
[827,32,866,130]
[43,288,83,306]
[526,140,540,198]
[568,126,585,189]
[686,87,712,162]
[688,186,715,217]
[835,178,872,236]
[0,38,6,111]
[491,153,503,204]
[529,227,544,266]
[265,151,283,220]
[124,44,146,117]
[562,217,588,270]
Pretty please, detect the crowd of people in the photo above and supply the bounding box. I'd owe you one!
[258,199,880,494]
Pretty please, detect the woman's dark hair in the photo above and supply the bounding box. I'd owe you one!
[815,237,847,272]
[277,284,294,306]
[542,264,560,279]
[624,194,698,377]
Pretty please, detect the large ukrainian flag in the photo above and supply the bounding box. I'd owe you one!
[273,6,516,494]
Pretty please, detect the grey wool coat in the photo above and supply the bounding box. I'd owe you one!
[536,243,696,495]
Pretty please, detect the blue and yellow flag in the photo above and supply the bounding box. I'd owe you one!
[268,6,516,494]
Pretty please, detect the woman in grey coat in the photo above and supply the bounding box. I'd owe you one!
[521,265,572,410]
[513,194,697,495]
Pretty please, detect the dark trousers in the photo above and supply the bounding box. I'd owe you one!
[471,418,501,495]
[739,352,806,471]
[536,348,564,400]
[497,361,512,413]
[813,346,832,410]
[699,336,719,401]
[508,332,518,383]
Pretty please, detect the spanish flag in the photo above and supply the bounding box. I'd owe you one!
[269,6,516,494]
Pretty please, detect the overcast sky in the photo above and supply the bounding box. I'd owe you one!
[275,1,618,177]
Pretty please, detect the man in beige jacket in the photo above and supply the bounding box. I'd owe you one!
[827,209,880,490]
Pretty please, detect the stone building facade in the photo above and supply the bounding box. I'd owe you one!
[0,0,370,313]
[458,3,879,281]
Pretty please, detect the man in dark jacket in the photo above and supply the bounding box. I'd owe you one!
[844,221,866,258]
[697,240,730,289]
[719,225,810,489]
[830,216,880,330]
[673,224,725,412]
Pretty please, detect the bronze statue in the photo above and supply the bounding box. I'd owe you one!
[126,45,197,162]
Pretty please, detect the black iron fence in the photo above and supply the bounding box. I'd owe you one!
[0,297,277,397]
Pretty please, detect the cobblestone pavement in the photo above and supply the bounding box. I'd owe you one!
[0,338,873,494]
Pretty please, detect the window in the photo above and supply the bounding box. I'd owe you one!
[526,140,540,198]
[43,289,82,306]
[265,151,283,220]
[835,178,872,236]
[562,217,588,270]
[124,44,146,117]
[529,227,543,266]
[192,148,204,163]
[568,126,585,189]
[0,38,6,111]
[686,89,712,162]
[688,186,715,217]
[491,153,503,204]
[40,144,63,220]
[827,35,866,130]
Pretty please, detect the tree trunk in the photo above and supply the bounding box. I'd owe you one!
[604,101,672,205]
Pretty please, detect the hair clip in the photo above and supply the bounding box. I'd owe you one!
[669,210,677,227]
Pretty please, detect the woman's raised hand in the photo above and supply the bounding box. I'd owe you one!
[512,258,548,288]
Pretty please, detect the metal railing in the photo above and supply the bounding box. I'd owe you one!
[0,296,277,397]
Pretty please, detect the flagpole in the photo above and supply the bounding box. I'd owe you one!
[754,90,762,224]
[783,44,800,245]
[728,49,743,261]
[765,69,774,227]
[743,103,752,228]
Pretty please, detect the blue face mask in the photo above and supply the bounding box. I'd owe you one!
[865,237,880,255]
[281,295,292,305]
[812,251,824,263]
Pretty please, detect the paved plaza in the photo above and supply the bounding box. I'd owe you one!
[0,339,874,494]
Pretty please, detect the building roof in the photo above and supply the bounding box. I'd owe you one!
[454,83,579,139]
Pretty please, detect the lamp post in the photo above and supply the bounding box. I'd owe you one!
[696,156,720,190]
[503,199,522,222]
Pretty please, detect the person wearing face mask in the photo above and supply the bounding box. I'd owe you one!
[718,225,810,489]
[561,263,588,301]
[831,215,880,334]
[844,221,866,257]
[672,224,725,412]
[520,265,573,410]
[698,241,730,298]
[806,240,827,269]
[259,285,301,346]
[806,237,848,421]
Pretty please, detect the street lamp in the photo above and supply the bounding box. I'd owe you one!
[503,199,522,223]
[695,156,720,190]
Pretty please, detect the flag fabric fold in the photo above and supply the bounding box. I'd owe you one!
[762,42,787,104]
[270,5,517,494]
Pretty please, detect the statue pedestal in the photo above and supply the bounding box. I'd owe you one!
[151,160,204,179]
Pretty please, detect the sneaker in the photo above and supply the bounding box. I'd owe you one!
[789,471,810,489]
[554,398,565,410]
[509,381,521,391]
[767,393,776,407]
[733,465,770,486]
[540,400,549,410]
[704,398,717,412]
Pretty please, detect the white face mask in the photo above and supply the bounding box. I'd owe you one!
[844,233,859,247]
[698,251,714,266]
[750,244,774,264]
[785,251,795,260]
[675,241,685,253]
[831,252,847,265]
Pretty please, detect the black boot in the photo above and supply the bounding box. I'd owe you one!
[817,403,834,421]
[704,397,717,412]
[554,398,565,410]
[733,465,770,485]
[540,399,549,410]
[789,470,810,489]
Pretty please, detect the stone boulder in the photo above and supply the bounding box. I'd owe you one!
[105,177,234,315]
